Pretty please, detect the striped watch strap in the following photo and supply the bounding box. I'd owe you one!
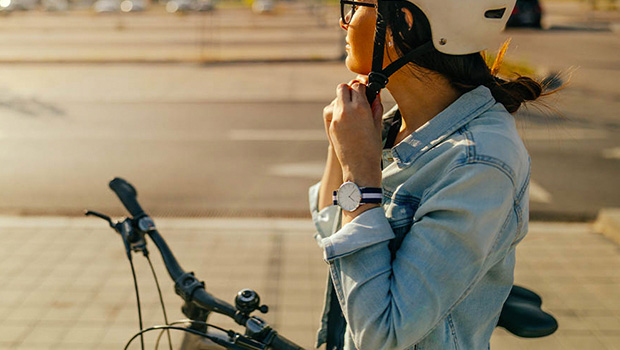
[332,187,383,206]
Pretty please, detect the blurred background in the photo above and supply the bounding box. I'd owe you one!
[0,0,616,220]
[0,0,620,220]
[0,0,618,348]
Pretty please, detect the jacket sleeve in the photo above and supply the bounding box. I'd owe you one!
[322,163,515,350]
[309,182,342,245]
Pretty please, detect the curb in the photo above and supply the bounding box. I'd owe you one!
[593,208,620,246]
[529,210,596,222]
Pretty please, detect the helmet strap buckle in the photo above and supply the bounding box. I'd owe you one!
[367,72,389,100]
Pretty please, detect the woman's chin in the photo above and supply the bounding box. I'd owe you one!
[344,57,371,76]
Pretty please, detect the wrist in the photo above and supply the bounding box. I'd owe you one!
[342,203,380,224]
[342,169,381,188]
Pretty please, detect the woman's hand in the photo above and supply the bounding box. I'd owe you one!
[329,82,383,188]
[318,76,371,211]
[323,98,338,147]
[323,76,369,147]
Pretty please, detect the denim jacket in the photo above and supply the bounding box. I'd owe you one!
[309,86,530,350]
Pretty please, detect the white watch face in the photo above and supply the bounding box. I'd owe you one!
[337,182,362,212]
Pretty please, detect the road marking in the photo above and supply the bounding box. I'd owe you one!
[269,162,325,179]
[530,180,552,204]
[519,128,608,141]
[229,129,326,142]
[602,147,620,160]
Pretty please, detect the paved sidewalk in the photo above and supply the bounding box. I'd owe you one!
[0,217,619,349]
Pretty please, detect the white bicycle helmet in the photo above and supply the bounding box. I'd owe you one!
[408,0,516,55]
[364,0,516,101]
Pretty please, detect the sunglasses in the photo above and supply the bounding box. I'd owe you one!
[340,0,377,25]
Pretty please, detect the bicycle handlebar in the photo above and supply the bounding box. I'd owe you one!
[147,229,239,319]
[105,177,305,350]
[109,177,146,218]
[109,178,239,319]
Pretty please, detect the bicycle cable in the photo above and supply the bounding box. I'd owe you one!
[154,319,217,349]
[125,323,236,350]
[128,257,145,350]
[146,254,173,350]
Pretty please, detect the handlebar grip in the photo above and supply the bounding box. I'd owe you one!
[268,333,305,350]
[109,177,146,218]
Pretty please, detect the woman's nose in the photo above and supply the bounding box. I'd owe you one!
[339,17,349,30]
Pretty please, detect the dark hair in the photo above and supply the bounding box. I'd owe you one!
[384,2,542,113]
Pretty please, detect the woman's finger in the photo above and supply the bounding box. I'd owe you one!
[348,74,369,87]
[356,75,369,85]
[323,97,337,121]
[336,84,351,105]
[350,82,367,105]
[323,104,333,121]
[371,93,384,130]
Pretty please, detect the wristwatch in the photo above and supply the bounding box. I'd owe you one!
[333,181,383,212]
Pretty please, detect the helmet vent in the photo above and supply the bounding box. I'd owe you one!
[484,8,506,19]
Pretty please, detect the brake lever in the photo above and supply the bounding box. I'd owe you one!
[85,210,116,229]
[85,211,148,259]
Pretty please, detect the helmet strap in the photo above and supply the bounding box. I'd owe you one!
[365,1,435,103]
[366,41,435,102]
[382,41,435,77]
[365,0,389,103]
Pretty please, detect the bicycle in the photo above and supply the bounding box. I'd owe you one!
[85,177,558,350]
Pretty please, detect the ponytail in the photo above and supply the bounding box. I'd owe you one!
[484,76,543,114]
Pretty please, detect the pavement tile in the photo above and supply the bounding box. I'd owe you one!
[557,334,608,349]
[601,336,620,350]
[0,290,25,306]
[491,330,563,349]
[0,324,32,345]
[583,315,620,332]
[17,325,68,347]
[2,307,50,324]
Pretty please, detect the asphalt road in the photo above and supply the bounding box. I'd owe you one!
[0,4,618,220]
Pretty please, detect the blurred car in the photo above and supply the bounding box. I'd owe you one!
[165,0,192,12]
[164,0,214,13]
[93,0,120,12]
[0,0,37,11]
[120,0,146,12]
[193,0,215,11]
[42,0,69,11]
[0,0,14,11]
[252,0,274,14]
[506,0,543,28]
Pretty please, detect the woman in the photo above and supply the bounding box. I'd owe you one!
[309,0,542,349]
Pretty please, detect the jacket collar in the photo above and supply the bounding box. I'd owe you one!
[391,85,496,167]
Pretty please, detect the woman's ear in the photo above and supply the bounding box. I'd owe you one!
[402,8,414,30]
